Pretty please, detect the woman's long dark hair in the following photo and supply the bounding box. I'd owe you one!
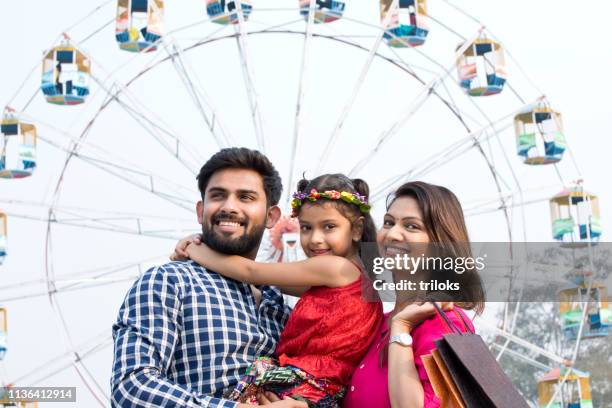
[295,174,377,270]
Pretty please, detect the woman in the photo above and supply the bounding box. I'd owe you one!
[342,181,485,408]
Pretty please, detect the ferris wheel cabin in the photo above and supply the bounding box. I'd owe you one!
[538,367,593,408]
[1,109,37,179]
[550,185,601,247]
[299,0,345,24]
[207,0,252,25]
[566,269,593,287]
[515,100,566,165]
[457,36,507,96]
[0,213,6,266]
[115,0,164,52]
[559,283,611,340]
[380,0,429,47]
[0,309,38,407]
[0,308,6,361]
[40,39,91,105]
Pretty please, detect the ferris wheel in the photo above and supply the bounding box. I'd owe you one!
[0,0,606,407]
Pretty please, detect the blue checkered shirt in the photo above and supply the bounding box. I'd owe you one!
[111,260,291,407]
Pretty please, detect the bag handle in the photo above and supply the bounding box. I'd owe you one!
[430,302,474,335]
[431,302,461,334]
[453,308,474,334]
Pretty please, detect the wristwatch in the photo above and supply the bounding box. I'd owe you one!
[389,332,413,347]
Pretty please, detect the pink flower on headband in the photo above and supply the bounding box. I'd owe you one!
[325,190,341,199]
[307,189,321,201]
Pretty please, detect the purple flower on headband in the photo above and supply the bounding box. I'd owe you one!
[292,191,307,200]
[355,193,368,204]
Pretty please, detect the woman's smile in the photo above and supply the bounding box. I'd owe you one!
[383,245,410,257]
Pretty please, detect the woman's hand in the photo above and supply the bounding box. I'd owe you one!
[390,301,454,333]
[387,301,454,408]
[169,234,202,261]
[257,391,308,407]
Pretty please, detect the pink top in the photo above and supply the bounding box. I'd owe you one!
[342,308,475,408]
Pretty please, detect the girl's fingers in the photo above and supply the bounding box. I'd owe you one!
[175,234,199,255]
[170,253,189,261]
[187,233,202,244]
[432,302,453,311]
[282,396,308,407]
[175,239,193,257]
[257,392,271,404]
[265,392,281,402]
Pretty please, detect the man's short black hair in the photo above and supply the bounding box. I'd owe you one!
[197,147,283,206]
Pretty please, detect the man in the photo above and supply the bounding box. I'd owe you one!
[111,148,302,407]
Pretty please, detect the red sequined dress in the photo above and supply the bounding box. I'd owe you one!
[274,273,383,401]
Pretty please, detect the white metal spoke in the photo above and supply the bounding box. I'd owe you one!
[489,342,553,372]
[3,209,194,241]
[22,117,195,211]
[61,0,114,35]
[234,0,266,153]
[285,0,317,205]
[79,18,116,44]
[0,254,157,290]
[10,330,112,387]
[369,109,522,203]
[0,276,141,303]
[476,317,568,366]
[465,194,552,217]
[90,75,203,174]
[163,38,236,148]
[347,27,483,177]
[315,0,400,174]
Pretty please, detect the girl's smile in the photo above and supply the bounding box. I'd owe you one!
[310,248,333,256]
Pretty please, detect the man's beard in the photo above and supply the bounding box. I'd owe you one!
[201,213,265,256]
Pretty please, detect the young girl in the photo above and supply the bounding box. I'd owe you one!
[176,174,383,407]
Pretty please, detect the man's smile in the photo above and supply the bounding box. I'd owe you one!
[214,220,245,233]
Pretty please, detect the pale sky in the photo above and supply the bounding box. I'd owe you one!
[1,1,611,406]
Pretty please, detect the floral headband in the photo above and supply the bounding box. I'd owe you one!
[291,188,371,217]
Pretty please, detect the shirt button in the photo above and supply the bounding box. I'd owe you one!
[360,364,365,369]
[351,386,355,392]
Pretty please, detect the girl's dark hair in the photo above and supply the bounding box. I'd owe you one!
[387,181,485,315]
[295,174,377,269]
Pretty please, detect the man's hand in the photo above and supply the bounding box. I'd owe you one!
[257,391,308,407]
[169,234,202,261]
